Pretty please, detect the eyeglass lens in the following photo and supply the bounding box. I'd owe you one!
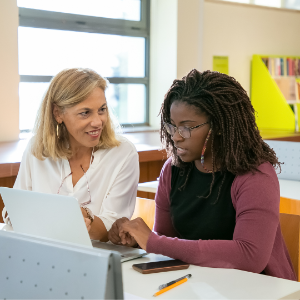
[164,123,190,139]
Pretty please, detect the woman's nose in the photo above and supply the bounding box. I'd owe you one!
[171,129,184,143]
[91,114,103,127]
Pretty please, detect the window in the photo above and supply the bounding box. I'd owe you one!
[18,0,150,132]
[285,0,300,9]
[220,0,300,9]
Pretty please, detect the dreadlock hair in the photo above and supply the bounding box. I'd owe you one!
[160,69,281,199]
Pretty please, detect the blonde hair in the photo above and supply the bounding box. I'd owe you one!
[32,68,121,160]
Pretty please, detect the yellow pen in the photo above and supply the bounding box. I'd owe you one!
[153,278,188,297]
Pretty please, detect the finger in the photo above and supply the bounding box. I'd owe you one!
[109,230,121,244]
[116,217,130,229]
[119,231,128,245]
[109,223,120,236]
[130,236,137,247]
[119,221,131,233]
[126,233,133,245]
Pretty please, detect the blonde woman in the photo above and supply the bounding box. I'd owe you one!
[3,68,139,241]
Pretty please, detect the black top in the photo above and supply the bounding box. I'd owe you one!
[170,163,236,241]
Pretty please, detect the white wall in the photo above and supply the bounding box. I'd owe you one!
[203,0,300,95]
[177,0,204,79]
[0,0,19,142]
[1,0,300,141]
[149,0,178,129]
[149,0,204,128]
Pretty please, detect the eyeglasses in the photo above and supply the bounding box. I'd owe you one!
[164,121,209,139]
[57,165,91,206]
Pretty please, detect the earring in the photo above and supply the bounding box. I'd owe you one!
[56,124,60,139]
[201,128,212,173]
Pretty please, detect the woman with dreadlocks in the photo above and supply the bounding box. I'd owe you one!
[108,69,296,280]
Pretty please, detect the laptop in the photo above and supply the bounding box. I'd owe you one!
[0,187,148,262]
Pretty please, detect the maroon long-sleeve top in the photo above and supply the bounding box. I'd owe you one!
[146,158,296,280]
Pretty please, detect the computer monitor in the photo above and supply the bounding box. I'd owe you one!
[0,230,124,299]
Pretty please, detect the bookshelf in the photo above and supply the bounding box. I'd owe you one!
[251,54,300,132]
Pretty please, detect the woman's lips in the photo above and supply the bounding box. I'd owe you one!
[176,147,187,156]
[87,129,101,138]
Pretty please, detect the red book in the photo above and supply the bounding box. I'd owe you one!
[288,58,292,76]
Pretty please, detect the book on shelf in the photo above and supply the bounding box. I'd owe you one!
[251,54,299,132]
[261,56,300,104]
[297,80,300,101]
[261,56,300,77]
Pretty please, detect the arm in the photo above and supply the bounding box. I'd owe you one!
[108,158,177,246]
[114,159,177,247]
[153,158,177,237]
[94,147,139,241]
[147,165,280,273]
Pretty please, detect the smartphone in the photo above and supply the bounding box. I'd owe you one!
[132,259,190,274]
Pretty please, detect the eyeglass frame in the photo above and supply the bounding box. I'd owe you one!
[163,121,210,139]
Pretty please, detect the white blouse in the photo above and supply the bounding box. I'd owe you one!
[8,135,139,231]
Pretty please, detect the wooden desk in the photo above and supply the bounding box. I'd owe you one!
[1,130,300,222]
[138,179,300,200]
[0,132,167,221]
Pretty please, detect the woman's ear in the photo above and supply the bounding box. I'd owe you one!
[53,104,63,124]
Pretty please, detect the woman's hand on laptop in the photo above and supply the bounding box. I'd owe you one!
[108,217,137,247]
[119,218,151,251]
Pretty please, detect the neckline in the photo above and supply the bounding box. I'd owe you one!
[62,149,97,190]
[193,162,222,175]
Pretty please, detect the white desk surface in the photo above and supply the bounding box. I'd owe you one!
[123,254,300,299]
[279,179,300,201]
[137,180,158,193]
[137,179,300,201]
[1,224,300,299]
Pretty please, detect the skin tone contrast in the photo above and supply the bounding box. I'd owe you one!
[53,87,109,241]
[108,101,213,249]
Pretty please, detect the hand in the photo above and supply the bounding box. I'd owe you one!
[119,218,152,250]
[81,207,92,232]
[108,217,137,247]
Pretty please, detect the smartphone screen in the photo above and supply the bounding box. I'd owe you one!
[132,259,189,274]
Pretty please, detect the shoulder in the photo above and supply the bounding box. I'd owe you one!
[115,135,138,155]
[158,158,172,187]
[97,135,137,156]
[21,137,36,161]
[234,162,278,187]
[231,162,280,206]
[93,135,138,165]
[161,157,172,176]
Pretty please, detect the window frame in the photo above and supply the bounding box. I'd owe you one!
[18,0,150,129]
[220,0,299,10]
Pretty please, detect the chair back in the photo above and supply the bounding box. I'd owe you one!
[280,197,300,215]
[280,213,300,281]
[264,140,300,181]
[131,197,155,230]
[0,230,123,299]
